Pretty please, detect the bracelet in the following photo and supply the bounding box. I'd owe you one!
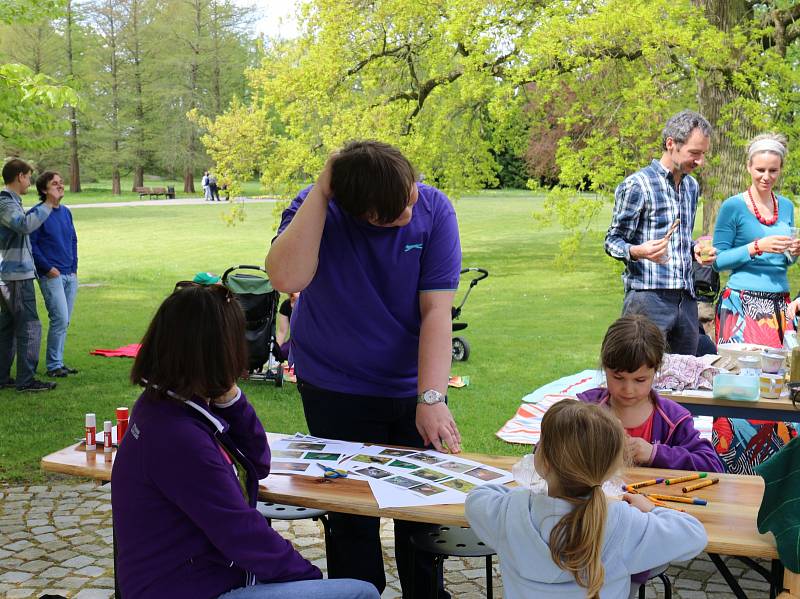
[754,239,763,256]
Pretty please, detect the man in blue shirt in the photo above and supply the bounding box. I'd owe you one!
[604,110,717,354]
[30,171,79,378]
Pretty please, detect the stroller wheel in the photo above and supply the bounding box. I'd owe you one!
[452,337,470,362]
[275,364,284,387]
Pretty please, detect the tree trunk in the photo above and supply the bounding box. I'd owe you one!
[129,0,146,191]
[183,167,195,193]
[694,0,752,233]
[112,169,121,194]
[66,0,81,193]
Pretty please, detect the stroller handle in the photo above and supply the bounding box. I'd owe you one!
[460,267,489,283]
[222,264,268,285]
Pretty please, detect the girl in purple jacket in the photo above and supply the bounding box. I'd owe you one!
[111,283,378,599]
[577,315,723,473]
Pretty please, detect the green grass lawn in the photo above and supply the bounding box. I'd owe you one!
[7,191,790,483]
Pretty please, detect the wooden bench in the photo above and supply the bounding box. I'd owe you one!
[134,186,176,199]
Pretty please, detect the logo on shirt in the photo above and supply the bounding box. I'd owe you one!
[404,243,423,252]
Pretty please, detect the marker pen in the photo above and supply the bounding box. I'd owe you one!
[116,407,129,444]
[85,413,96,451]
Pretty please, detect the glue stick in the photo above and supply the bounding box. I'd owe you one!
[85,413,96,451]
[103,420,113,454]
[116,407,129,444]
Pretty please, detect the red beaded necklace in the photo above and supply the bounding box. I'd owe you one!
[747,187,778,226]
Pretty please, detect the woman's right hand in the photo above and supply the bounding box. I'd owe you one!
[314,154,337,201]
[755,235,792,254]
[788,298,800,321]
[622,492,654,513]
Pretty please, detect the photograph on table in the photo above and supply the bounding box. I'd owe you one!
[351,454,392,465]
[465,466,505,481]
[303,451,341,461]
[270,461,311,472]
[287,442,326,451]
[438,461,474,474]
[385,475,419,489]
[379,448,417,457]
[272,450,304,459]
[387,459,420,470]
[411,482,446,496]
[406,452,445,465]
[356,466,392,479]
[441,478,477,493]
[412,468,450,482]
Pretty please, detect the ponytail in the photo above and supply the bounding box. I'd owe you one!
[539,400,625,598]
[548,486,608,599]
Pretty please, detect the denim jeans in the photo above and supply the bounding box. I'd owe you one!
[38,272,78,371]
[622,289,699,355]
[218,578,380,599]
[0,279,42,386]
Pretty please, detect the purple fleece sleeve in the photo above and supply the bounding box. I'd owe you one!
[650,418,724,473]
[147,420,321,583]
[211,391,271,480]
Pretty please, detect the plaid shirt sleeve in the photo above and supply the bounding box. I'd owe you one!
[605,176,644,263]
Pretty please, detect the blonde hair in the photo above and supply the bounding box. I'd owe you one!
[747,133,788,165]
[539,400,625,598]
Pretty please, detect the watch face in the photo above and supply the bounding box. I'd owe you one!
[423,390,442,404]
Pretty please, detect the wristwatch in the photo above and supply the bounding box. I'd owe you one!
[417,389,446,405]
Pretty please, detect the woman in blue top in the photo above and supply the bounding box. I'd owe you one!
[711,133,800,475]
[713,133,800,347]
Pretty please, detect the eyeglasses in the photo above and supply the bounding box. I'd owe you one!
[173,280,233,303]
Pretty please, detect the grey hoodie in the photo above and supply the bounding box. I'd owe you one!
[465,484,707,598]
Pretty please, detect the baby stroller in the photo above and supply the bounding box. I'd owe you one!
[222,265,283,386]
[451,267,489,361]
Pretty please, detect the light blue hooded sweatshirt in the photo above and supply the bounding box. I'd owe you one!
[465,484,707,599]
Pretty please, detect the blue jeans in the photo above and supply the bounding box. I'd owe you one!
[0,279,42,386]
[38,273,78,371]
[622,289,699,355]
[218,578,380,599]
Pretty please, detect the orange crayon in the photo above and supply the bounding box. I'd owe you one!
[665,473,706,486]
[644,496,686,513]
[682,478,719,493]
[647,493,707,506]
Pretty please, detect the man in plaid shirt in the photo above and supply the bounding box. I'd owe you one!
[604,110,717,355]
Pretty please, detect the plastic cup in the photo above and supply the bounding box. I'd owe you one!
[697,236,713,261]
[761,352,786,374]
[759,373,784,399]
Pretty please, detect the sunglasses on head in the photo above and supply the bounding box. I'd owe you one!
[173,280,233,302]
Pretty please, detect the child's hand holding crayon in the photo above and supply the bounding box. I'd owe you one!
[625,435,654,466]
[622,493,654,513]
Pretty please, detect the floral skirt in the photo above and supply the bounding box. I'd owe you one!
[713,287,797,473]
[715,287,794,348]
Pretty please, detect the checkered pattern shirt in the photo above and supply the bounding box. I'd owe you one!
[604,160,698,295]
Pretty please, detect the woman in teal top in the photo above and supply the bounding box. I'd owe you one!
[713,133,800,347]
[712,133,800,476]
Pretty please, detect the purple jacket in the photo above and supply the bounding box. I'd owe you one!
[577,387,724,473]
[111,389,321,599]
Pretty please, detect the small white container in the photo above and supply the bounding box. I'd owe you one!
[761,352,786,374]
[737,355,761,376]
[759,373,784,399]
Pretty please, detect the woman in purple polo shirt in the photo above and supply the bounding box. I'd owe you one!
[267,140,462,598]
[111,284,377,599]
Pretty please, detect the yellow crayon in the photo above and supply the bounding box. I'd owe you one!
[682,478,719,493]
[625,477,664,491]
[664,473,707,486]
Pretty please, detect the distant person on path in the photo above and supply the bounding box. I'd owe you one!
[30,171,79,378]
[202,170,212,201]
[0,159,58,392]
[605,110,717,355]
[209,173,221,201]
[112,283,378,599]
[267,140,462,598]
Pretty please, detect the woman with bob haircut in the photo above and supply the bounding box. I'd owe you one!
[111,283,378,599]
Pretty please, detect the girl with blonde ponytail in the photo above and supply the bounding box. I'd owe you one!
[465,399,707,599]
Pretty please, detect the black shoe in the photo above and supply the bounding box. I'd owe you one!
[17,379,56,392]
[46,368,68,378]
[61,365,79,375]
[1,377,14,388]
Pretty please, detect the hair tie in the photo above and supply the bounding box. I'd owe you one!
[748,138,786,161]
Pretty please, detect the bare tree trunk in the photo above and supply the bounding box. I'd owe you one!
[694,0,753,233]
[210,0,222,114]
[66,0,81,192]
[128,0,146,190]
[183,0,203,193]
[183,166,195,193]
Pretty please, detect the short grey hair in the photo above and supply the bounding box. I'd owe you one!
[662,110,712,150]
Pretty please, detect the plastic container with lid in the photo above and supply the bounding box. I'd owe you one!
[713,373,759,402]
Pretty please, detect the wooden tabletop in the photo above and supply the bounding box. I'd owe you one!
[40,441,775,559]
[660,389,800,421]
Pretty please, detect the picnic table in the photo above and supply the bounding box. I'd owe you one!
[41,436,799,598]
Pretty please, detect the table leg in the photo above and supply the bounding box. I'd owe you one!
[708,553,748,599]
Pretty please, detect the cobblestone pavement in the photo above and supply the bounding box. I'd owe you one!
[0,483,773,598]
